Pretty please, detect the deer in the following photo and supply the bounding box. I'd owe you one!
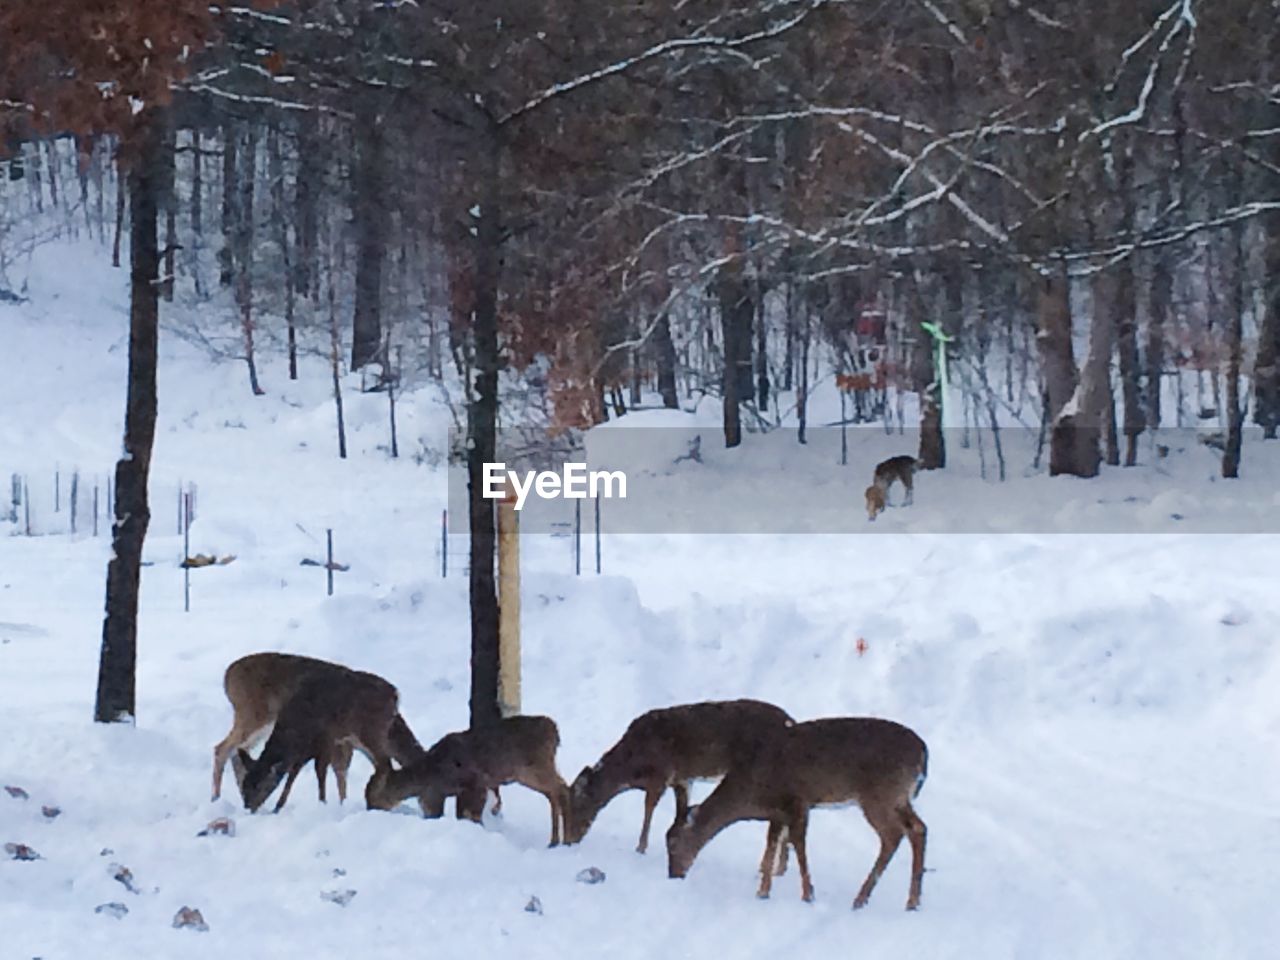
[666,717,928,912]
[865,454,916,521]
[212,652,423,805]
[565,699,794,855]
[366,715,569,846]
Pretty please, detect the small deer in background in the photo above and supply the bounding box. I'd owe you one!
[565,699,794,855]
[213,652,422,805]
[666,716,928,911]
[865,455,916,521]
[366,715,569,847]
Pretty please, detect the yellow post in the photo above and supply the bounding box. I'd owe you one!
[497,483,521,717]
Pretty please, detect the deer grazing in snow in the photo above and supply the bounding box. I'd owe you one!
[213,652,422,811]
[565,699,794,854]
[666,717,929,911]
[864,454,917,521]
[366,715,569,847]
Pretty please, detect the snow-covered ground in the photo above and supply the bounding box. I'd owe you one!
[2,241,1279,959]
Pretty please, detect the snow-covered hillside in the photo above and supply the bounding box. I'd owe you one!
[2,242,1279,960]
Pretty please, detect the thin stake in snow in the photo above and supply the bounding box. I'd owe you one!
[573,498,587,572]
[594,496,602,576]
[441,509,448,579]
[326,529,334,596]
[70,471,78,533]
[183,492,192,613]
[93,482,99,537]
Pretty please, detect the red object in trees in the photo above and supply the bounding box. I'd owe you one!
[855,637,869,657]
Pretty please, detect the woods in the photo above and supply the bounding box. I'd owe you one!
[3,0,1278,724]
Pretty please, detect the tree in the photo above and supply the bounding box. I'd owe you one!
[1,0,218,723]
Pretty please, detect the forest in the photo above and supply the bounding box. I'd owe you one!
[2,0,1278,724]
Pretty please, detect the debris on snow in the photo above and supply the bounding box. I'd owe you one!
[5,842,40,860]
[41,805,61,820]
[524,896,543,915]
[172,906,208,931]
[197,817,235,837]
[321,889,357,907]
[4,785,29,800]
[111,863,140,894]
[95,902,129,919]
[575,867,606,885]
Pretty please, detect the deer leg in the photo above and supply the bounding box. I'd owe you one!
[671,780,691,822]
[789,810,814,902]
[211,719,267,801]
[774,823,789,876]
[490,787,503,816]
[756,821,785,898]
[903,474,914,506]
[273,762,306,813]
[314,755,329,804]
[900,803,927,911]
[853,805,906,909]
[637,786,663,854]
[332,740,354,803]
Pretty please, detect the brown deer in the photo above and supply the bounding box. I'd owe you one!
[366,715,569,846]
[865,455,916,521]
[225,662,413,813]
[565,699,794,854]
[212,652,422,804]
[666,717,928,911]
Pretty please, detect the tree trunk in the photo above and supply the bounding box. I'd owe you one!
[190,128,203,297]
[1038,265,1081,476]
[351,110,386,372]
[911,273,944,469]
[235,125,264,396]
[755,269,769,411]
[219,121,237,288]
[95,109,165,724]
[468,128,502,731]
[1258,217,1280,438]
[1223,202,1246,477]
[1116,257,1143,464]
[112,156,125,268]
[294,112,320,299]
[268,126,298,380]
[653,310,678,408]
[718,255,752,448]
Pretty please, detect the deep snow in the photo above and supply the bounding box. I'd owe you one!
[2,240,1279,960]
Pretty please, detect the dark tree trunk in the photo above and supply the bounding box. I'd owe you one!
[910,274,944,469]
[95,109,165,724]
[160,119,176,302]
[653,310,679,408]
[468,128,502,731]
[190,128,203,297]
[294,112,320,299]
[717,247,753,448]
[219,121,237,288]
[235,125,264,396]
[1223,182,1246,477]
[268,126,298,380]
[1116,148,1143,465]
[755,270,769,411]
[1258,217,1280,438]
[112,156,125,268]
[1038,265,1081,476]
[351,110,386,371]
